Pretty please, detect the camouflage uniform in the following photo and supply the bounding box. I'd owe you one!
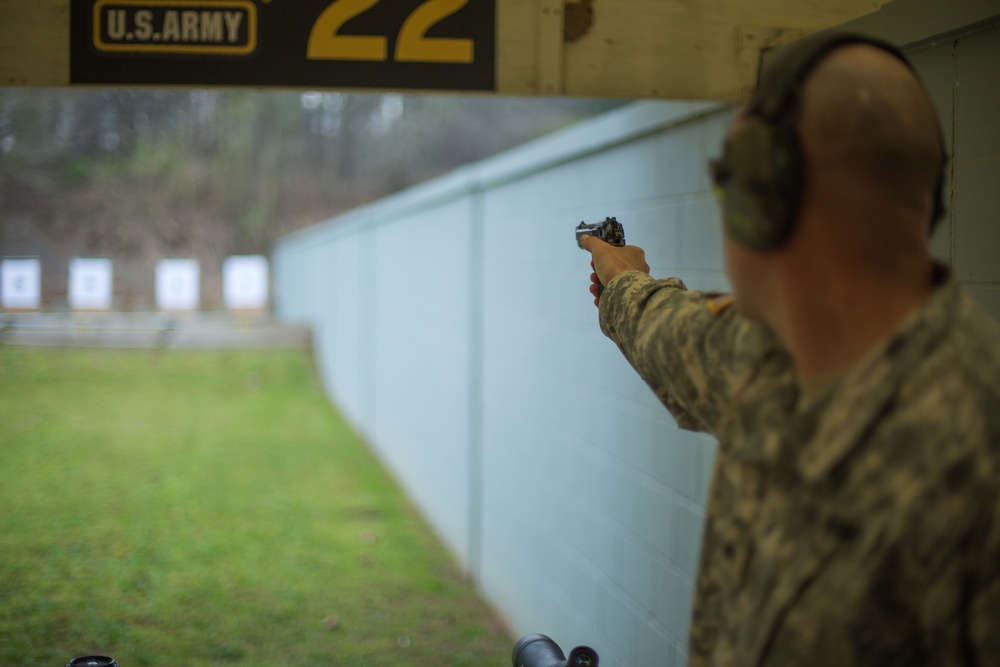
[598,265,1000,666]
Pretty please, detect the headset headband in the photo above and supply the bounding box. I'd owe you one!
[748,33,916,125]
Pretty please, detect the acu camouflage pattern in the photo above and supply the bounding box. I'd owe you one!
[598,267,1000,666]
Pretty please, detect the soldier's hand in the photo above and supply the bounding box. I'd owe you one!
[580,236,650,306]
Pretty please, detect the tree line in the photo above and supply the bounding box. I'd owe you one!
[0,89,621,309]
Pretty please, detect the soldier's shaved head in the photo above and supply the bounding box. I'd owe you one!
[798,43,945,220]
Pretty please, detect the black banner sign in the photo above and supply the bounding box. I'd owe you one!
[71,0,496,91]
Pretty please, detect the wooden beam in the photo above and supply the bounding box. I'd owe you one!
[0,0,891,99]
[0,0,68,87]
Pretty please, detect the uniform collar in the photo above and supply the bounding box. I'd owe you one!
[795,263,958,481]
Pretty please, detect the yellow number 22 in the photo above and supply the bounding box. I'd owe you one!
[307,0,473,64]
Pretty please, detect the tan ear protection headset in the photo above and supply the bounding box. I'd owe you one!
[709,32,948,251]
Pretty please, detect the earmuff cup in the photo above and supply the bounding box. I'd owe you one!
[718,119,801,250]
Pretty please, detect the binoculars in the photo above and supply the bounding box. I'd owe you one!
[512,634,599,667]
[68,634,600,667]
[67,659,118,667]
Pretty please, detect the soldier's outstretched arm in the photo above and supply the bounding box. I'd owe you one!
[582,238,778,435]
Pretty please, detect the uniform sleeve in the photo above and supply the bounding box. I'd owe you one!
[598,270,774,434]
[970,512,1000,663]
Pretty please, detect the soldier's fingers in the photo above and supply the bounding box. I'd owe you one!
[580,235,608,253]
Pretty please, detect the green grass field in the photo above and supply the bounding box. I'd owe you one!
[0,346,511,666]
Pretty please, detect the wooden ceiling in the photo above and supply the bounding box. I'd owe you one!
[0,0,892,100]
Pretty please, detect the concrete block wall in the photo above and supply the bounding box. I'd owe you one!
[273,16,998,665]
[950,26,1000,314]
[473,109,733,666]
[839,0,1000,313]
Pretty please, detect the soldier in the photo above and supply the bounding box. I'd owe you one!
[581,33,1000,665]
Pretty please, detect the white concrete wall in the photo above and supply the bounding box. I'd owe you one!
[473,107,730,667]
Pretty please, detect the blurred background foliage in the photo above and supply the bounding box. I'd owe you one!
[0,89,622,308]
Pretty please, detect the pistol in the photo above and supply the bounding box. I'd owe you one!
[576,216,625,297]
[576,216,625,248]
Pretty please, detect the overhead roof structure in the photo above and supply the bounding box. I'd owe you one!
[1,0,893,100]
